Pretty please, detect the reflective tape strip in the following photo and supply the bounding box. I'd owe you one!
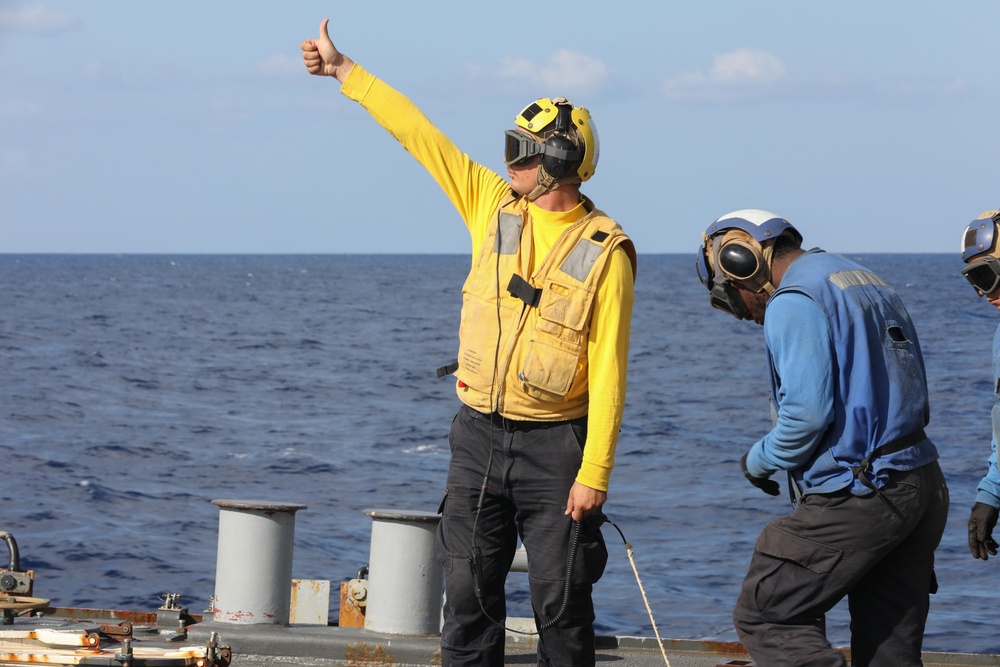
[495,213,522,255]
[561,238,604,282]
[828,269,889,290]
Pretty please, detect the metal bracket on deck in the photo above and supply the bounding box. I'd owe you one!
[157,593,191,639]
[0,532,33,596]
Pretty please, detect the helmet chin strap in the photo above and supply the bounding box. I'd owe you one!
[757,242,779,295]
[524,166,581,202]
[755,242,777,295]
[524,168,558,202]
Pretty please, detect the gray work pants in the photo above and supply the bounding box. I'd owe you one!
[436,405,608,667]
[733,461,949,667]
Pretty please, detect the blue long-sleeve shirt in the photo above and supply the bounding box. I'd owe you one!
[975,323,1000,507]
[744,250,937,496]
[745,292,834,478]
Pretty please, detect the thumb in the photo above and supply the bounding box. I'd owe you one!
[318,18,334,48]
[316,17,339,67]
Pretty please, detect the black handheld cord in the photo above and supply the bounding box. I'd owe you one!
[469,517,583,635]
[537,519,581,631]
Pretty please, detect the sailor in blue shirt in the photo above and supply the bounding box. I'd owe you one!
[696,210,949,667]
[959,210,1000,560]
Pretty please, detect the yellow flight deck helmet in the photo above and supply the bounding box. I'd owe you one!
[504,97,599,200]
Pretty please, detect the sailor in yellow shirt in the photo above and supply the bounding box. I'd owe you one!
[302,20,635,667]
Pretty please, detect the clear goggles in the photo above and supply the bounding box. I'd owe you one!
[503,129,544,166]
[962,256,1000,296]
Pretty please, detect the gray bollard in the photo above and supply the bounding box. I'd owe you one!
[362,509,442,635]
[211,499,307,625]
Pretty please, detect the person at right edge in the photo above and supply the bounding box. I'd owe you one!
[301,19,636,667]
[696,209,949,667]
[959,211,1000,562]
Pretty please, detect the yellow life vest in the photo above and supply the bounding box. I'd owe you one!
[454,195,636,420]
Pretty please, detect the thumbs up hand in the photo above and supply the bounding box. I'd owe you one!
[300,18,353,81]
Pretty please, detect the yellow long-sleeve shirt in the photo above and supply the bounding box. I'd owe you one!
[340,64,634,491]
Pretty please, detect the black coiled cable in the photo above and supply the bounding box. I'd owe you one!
[537,518,581,630]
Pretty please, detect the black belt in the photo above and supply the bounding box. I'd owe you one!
[469,406,585,432]
[852,428,928,492]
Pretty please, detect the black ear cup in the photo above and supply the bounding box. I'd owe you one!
[542,134,577,178]
[719,242,761,281]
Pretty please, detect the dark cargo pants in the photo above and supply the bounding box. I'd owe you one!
[733,461,949,667]
[436,405,608,667]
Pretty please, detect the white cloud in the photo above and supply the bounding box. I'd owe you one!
[492,49,610,95]
[663,48,787,102]
[662,50,973,104]
[257,53,300,79]
[0,3,78,33]
[709,48,786,84]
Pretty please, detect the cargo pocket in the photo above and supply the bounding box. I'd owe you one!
[752,524,843,622]
[575,515,609,585]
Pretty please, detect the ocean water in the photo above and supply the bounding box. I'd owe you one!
[1,253,997,654]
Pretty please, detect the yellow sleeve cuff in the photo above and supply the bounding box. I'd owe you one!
[340,63,375,103]
[576,460,612,492]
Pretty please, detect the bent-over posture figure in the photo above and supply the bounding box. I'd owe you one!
[696,209,948,667]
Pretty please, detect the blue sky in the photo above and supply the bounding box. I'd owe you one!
[3,1,998,254]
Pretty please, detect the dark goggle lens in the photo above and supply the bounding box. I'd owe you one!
[504,130,541,165]
[963,259,1000,295]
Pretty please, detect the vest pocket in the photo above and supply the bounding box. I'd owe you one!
[520,338,581,398]
[518,282,591,398]
[538,279,592,332]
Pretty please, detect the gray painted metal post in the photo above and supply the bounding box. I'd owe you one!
[211,499,307,625]
[362,509,442,635]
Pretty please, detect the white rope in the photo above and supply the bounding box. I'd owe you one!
[624,542,671,667]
